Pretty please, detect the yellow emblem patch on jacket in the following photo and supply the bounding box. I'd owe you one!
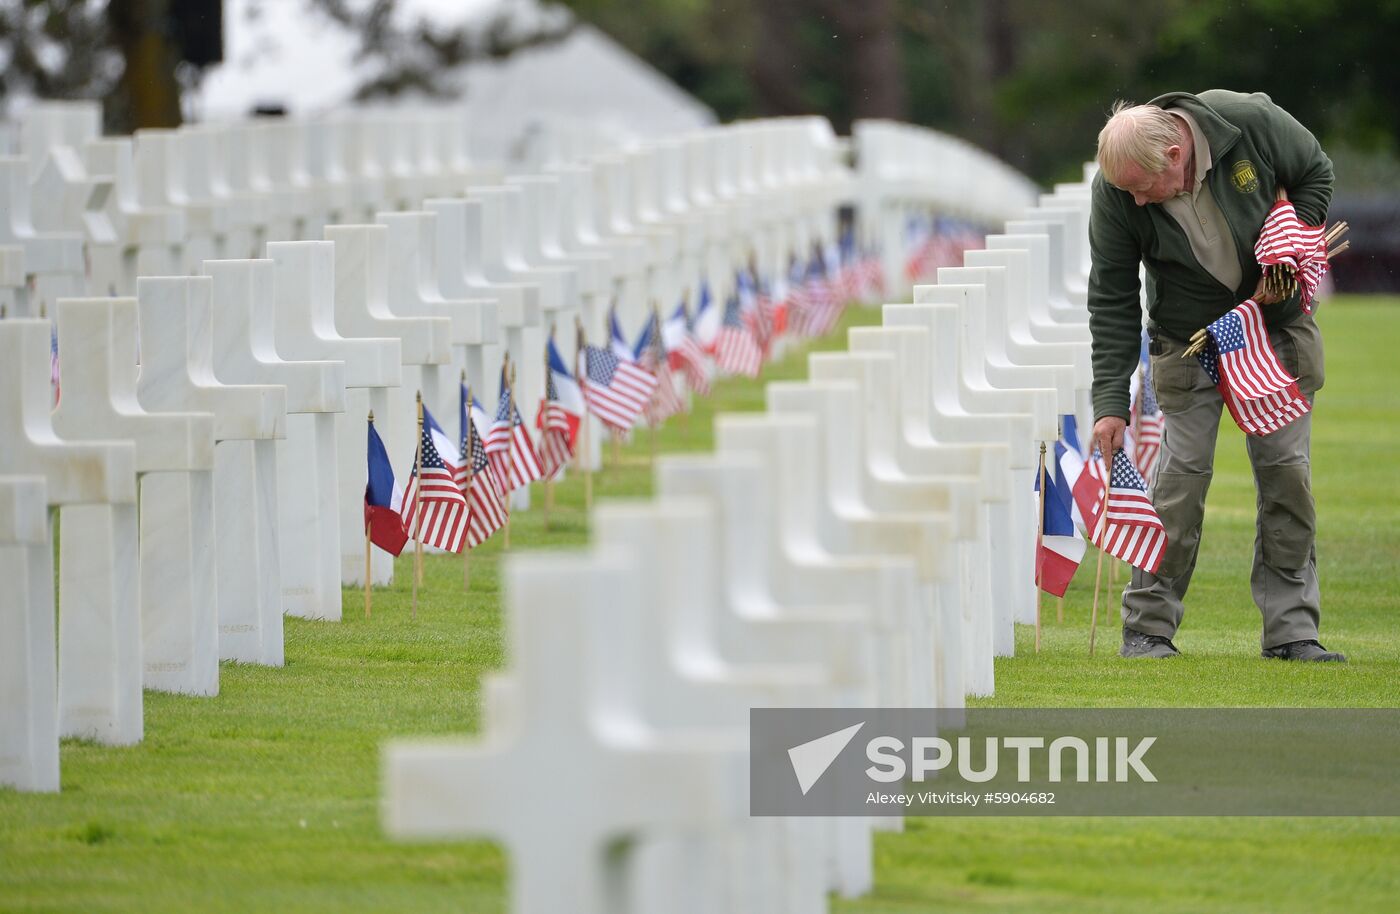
[1231,160,1260,194]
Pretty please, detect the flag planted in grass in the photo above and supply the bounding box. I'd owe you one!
[581,342,657,431]
[537,337,583,478]
[714,290,763,377]
[1035,441,1086,597]
[401,406,468,554]
[662,297,710,395]
[460,382,507,548]
[1088,450,1166,574]
[486,368,544,490]
[635,309,685,424]
[364,417,408,556]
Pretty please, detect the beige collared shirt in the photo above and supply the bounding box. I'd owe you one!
[1160,109,1242,292]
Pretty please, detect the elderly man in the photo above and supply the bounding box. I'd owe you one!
[1088,90,1344,661]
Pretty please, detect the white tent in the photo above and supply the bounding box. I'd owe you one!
[193,0,714,162]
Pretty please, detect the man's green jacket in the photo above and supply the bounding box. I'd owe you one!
[1087,89,1333,421]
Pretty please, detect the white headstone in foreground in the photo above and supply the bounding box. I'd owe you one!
[384,550,743,914]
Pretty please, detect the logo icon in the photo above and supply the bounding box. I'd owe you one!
[788,722,865,795]
[1231,160,1259,194]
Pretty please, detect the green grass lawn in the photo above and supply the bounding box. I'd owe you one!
[2,298,1397,913]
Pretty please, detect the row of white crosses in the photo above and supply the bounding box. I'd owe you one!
[381,134,1100,911]
[4,102,845,336]
[0,107,854,794]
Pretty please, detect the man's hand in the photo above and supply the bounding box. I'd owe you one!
[1093,416,1127,459]
[1252,273,1285,306]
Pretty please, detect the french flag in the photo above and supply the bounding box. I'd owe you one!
[364,419,408,556]
[1036,441,1087,597]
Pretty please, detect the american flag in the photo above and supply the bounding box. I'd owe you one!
[485,371,544,490]
[458,384,507,548]
[1132,341,1165,485]
[401,405,468,553]
[662,298,710,395]
[737,268,775,360]
[1254,199,1330,313]
[1197,299,1310,436]
[1089,450,1167,573]
[536,337,584,478]
[713,291,763,377]
[636,311,685,424]
[581,343,657,430]
[792,251,841,338]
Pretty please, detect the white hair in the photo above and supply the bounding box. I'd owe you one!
[1096,101,1181,184]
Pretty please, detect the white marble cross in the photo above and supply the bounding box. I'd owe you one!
[0,156,85,316]
[82,137,186,296]
[324,224,452,479]
[654,446,887,898]
[265,239,402,589]
[131,129,226,275]
[1003,218,1089,322]
[463,187,556,426]
[375,209,497,425]
[805,351,997,696]
[847,322,1018,656]
[134,276,287,668]
[506,175,602,337]
[591,498,839,914]
[204,257,347,622]
[384,550,745,914]
[51,296,215,733]
[0,319,136,790]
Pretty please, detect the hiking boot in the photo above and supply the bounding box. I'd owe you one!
[1261,640,1347,662]
[1120,627,1182,659]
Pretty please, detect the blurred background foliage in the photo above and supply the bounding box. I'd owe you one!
[565,0,1400,190]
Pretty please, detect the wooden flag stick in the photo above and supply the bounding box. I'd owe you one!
[509,354,520,548]
[575,319,593,512]
[462,380,472,592]
[543,339,554,531]
[1035,441,1046,654]
[1056,595,1064,624]
[1088,455,1114,656]
[365,409,375,618]
[410,392,425,621]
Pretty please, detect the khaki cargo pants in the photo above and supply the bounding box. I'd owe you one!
[1122,313,1325,649]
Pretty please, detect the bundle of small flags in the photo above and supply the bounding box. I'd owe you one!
[1175,196,1348,437]
[1254,198,1349,314]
